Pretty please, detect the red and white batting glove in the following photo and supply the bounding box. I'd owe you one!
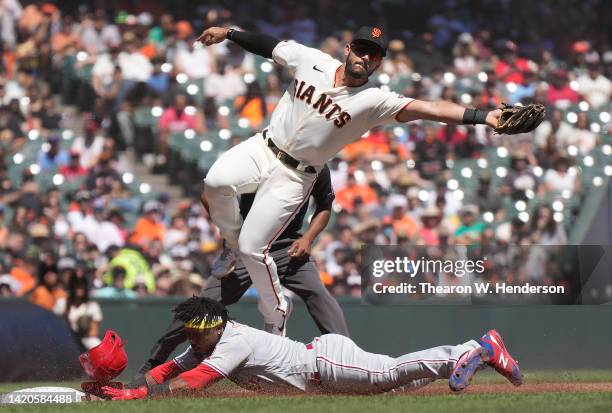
[102,385,148,400]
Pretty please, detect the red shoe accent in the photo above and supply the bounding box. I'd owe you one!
[478,329,522,386]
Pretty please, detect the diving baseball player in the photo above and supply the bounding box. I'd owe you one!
[99,297,522,399]
[197,25,505,335]
[137,165,349,373]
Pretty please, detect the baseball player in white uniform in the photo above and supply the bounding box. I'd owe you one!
[100,297,522,399]
[196,26,504,335]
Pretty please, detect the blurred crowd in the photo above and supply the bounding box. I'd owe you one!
[0,0,610,315]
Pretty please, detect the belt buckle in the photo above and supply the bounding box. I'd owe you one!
[276,151,284,161]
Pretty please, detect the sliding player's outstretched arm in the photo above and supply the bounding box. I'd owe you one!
[102,361,224,399]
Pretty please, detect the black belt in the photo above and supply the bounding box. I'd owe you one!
[263,130,316,174]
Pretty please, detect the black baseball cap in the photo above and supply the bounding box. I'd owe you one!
[352,26,388,56]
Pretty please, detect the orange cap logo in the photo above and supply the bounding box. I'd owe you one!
[372,27,382,38]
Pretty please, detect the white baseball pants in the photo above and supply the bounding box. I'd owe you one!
[203,133,317,325]
[309,334,479,394]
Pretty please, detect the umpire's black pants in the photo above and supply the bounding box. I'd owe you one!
[139,238,349,373]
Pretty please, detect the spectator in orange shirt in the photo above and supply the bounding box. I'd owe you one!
[51,16,80,54]
[476,71,503,108]
[389,198,418,239]
[10,265,36,296]
[342,127,390,161]
[235,81,267,129]
[129,201,165,246]
[29,264,67,315]
[139,40,157,60]
[335,174,379,213]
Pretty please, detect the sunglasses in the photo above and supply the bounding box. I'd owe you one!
[350,42,382,59]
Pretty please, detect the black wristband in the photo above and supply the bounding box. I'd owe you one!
[462,108,488,125]
[146,382,172,397]
[226,28,235,40]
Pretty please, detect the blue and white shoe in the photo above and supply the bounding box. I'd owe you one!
[449,329,523,392]
[448,346,490,392]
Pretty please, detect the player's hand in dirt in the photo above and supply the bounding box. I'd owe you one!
[102,385,147,400]
[196,27,229,46]
[81,381,123,399]
[288,237,313,258]
[486,109,503,129]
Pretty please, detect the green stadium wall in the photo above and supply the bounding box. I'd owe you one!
[2,297,612,381]
[94,297,612,377]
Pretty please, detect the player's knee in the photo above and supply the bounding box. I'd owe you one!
[237,234,265,258]
[203,173,232,197]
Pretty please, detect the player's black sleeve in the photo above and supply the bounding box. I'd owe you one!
[311,164,335,216]
[229,30,280,59]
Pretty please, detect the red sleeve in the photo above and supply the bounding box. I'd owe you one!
[177,363,224,390]
[149,360,182,384]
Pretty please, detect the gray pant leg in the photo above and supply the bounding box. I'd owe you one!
[314,334,479,394]
[387,340,480,389]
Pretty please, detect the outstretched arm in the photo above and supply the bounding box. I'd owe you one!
[396,99,502,128]
[103,363,223,399]
[196,27,280,59]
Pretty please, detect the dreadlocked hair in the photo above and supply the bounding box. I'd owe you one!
[173,296,229,327]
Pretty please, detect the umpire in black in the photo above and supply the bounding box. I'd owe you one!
[138,165,349,373]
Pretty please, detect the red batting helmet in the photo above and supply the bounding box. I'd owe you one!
[79,330,128,382]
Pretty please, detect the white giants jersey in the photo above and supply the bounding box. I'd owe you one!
[268,41,414,167]
[173,322,316,392]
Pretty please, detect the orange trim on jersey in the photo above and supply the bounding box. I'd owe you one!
[261,177,318,308]
[394,99,417,123]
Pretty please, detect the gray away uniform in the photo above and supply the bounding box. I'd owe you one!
[173,321,479,394]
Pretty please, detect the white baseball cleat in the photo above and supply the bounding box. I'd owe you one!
[211,244,236,279]
[264,297,293,336]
